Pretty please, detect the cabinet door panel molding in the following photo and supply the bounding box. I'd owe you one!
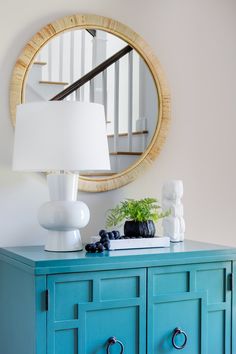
[0,240,235,353]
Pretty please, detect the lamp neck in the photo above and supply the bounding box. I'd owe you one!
[47,173,78,201]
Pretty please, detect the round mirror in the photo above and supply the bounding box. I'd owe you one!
[10,14,170,192]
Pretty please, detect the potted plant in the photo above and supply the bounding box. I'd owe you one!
[106,198,169,238]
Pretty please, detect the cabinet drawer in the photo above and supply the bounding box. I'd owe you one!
[148,262,232,354]
[47,268,146,354]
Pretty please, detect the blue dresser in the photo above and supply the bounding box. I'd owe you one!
[0,240,235,354]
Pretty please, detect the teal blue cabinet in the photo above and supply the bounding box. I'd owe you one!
[0,240,236,354]
[148,262,232,353]
[47,269,146,354]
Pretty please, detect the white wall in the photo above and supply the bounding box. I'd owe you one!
[1,0,236,247]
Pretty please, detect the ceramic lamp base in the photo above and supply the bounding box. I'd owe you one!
[45,230,83,252]
[38,174,90,252]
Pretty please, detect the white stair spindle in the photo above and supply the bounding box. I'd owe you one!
[75,31,81,101]
[90,32,96,103]
[90,80,95,102]
[76,89,81,102]
[59,35,64,83]
[102,69,108,121]
[128,51,133,152]
[114,61,120,154]
[48,41,53,81]
[77,30,86,101]
[92,31,107,104]
[37,52,41,62]
[70,31,75,101]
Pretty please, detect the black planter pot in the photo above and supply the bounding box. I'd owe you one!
[124,220,156,238]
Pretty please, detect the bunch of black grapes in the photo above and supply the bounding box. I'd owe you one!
[85,229,121,253]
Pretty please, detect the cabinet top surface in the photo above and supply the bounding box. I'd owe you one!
[1,240,236,274]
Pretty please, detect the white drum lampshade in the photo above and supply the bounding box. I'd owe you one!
[13,101,110,252]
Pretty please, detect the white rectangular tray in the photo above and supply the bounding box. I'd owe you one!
[90,236,170,250]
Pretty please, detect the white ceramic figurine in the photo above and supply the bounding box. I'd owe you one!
[162,180,185,242]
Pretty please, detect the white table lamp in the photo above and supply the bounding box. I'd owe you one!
[13,101,110,252]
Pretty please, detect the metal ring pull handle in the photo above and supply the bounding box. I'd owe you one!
[172,328,187,350]
[106,336,124,353]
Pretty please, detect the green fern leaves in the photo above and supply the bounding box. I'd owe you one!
[106,198,170,228]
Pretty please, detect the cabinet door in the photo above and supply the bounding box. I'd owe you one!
[47,268,146,354]
[148,262,232,354]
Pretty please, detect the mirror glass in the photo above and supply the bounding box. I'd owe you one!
[24,29,158,178]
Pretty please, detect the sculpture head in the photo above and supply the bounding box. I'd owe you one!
[162,180,183,201]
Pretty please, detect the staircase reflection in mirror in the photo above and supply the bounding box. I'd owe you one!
[25,28,158,177]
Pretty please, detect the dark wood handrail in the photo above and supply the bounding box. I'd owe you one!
[86,29,96,37]
[50,45,133,101]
